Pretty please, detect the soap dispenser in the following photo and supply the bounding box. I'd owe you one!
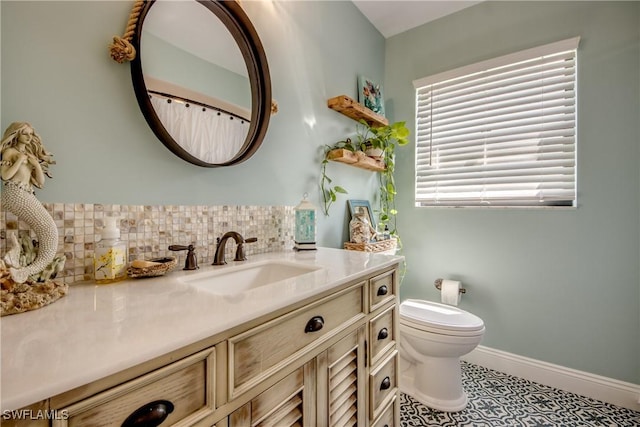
[94,217,128,284]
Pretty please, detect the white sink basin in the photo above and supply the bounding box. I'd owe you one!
[181,260,323,295]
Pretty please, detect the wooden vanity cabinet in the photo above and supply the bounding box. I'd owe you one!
[222,327,366,427]
[227,284,366,400]
[225,364,314,426]
[52,347,216,427]
[319,326,367,426]
[25,263,399,427]
[367,269,400,427]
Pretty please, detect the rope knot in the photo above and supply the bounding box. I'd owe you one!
[109,36,136,64]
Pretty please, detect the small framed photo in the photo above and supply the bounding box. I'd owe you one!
[347,199,375,226]
[357,75,385,116]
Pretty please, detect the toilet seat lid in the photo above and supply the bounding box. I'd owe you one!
[400,299,484,333]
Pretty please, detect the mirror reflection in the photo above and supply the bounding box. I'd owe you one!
[137,0,258,165]
[142,0,250,163]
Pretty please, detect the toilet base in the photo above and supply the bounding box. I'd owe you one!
[400,354,469,412]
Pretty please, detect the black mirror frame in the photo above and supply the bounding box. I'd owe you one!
[131,0,271,167]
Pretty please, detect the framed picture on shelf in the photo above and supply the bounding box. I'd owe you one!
[347,199,375,226]
[357,75,385,117]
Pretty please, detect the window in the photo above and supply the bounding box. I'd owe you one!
[414,37,580,207]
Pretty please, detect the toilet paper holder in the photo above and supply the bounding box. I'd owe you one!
[434,278,466,294]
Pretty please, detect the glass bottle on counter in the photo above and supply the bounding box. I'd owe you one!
[382,225,391,240]
[94,217,128,284]
[349,208,374,243]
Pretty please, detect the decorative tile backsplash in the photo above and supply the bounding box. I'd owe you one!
[1,203,295,284]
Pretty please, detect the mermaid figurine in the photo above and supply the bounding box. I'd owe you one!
[1,122,58,284]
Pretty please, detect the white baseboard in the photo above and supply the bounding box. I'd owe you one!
[462,345,640,412]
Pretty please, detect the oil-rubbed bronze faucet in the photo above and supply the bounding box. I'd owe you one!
[212,231,258,265]
[168,244,199,270]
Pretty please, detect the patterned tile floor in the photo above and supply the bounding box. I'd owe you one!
[400,362,640,426]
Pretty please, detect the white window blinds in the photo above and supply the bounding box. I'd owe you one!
[413,37,580,207]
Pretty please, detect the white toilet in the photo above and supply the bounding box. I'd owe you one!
[399,299,485,412]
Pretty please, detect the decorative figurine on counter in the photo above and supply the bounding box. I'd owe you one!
[0,122,68,316]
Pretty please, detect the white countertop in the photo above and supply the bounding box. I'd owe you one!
[0,248,402,411]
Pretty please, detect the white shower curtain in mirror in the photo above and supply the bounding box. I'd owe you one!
[150,95,250,164]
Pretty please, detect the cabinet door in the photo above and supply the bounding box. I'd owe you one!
[228,363,315,427]
[317,327,366,427]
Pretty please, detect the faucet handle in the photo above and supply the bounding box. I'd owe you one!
[234,237,258,261]
[168,244,199,270]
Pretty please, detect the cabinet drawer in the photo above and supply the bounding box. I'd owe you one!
[369,350,398,421]
[369,305,396,366]
[369,269,396,312]
[229,283,365,398]
[371,395,398,427]
[54,348,215,427]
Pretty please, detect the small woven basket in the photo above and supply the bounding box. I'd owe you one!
[344,238,397,253]
[127,257,178,278]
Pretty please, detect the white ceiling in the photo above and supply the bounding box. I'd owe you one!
[352,1,483,38]
[144,0,482,72]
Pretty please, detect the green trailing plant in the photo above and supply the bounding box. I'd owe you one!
[319,120,411,244]
[355,120,410,242]
[319,138,355,215]
[355,119,410,153]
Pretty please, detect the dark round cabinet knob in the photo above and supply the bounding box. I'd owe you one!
[122,400,174,427]
[380,376,391,391]
[377,285,388,296]
[377,328,389,340]
[305,316,324,333]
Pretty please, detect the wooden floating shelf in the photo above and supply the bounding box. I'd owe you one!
[326,148,385,172]
[327,95,389,128]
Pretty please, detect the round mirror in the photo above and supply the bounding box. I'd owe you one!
[131,0,271,167]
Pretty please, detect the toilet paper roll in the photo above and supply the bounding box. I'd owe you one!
[441,279,462,306]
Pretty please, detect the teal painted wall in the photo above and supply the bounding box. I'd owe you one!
[2,0,639,385]
[0,1,384,248]
[386,1,640,383]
